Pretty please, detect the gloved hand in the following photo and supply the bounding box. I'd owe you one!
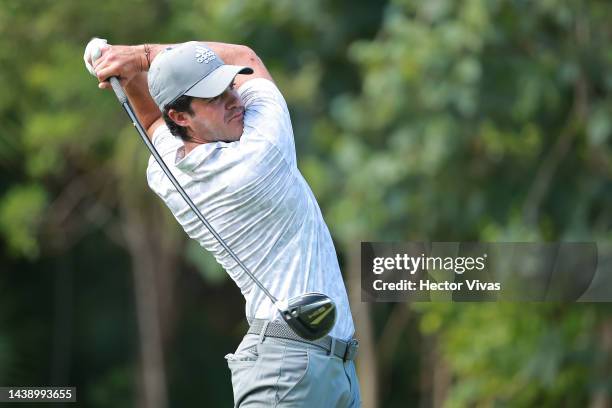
[83,37,109,76]
[84,38,147,89]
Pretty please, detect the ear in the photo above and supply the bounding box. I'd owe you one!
[167,109,192,127]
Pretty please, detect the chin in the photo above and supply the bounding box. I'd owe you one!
[232,125,244,141]
[223,133,242,142]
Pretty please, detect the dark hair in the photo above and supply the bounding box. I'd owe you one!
[162,95,195,141]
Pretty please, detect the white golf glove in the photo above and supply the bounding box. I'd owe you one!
[83,37,109,76]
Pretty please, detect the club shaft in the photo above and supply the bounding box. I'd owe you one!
[109,77,279,304]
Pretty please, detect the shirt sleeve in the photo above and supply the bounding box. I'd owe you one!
[146,124,183,194]
[238,78,297,167]
[151,124,182,163]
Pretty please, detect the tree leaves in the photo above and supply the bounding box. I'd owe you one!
[0,184,47,258]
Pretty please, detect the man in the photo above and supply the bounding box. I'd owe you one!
[85,40,361,407]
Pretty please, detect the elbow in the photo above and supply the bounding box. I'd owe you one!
[236,45,262,68]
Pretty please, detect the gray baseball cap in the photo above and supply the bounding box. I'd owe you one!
[148,41,253,111]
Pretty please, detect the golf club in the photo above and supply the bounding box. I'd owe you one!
[105,74,336,341]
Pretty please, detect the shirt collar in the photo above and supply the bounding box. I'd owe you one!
[174,141,230,172]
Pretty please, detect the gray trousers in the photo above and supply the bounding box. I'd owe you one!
[225,333,361,407]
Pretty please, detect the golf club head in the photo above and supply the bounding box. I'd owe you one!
[278,292,337,341]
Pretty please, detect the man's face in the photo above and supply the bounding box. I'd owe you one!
[171,82,245,143]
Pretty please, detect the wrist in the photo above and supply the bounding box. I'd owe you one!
[136,44,151,72]
[143,44,152,70]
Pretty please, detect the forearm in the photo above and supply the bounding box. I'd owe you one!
[146,42,251,68]
[146,42,272,88]
[93,44,165,135]
[123,71,162,133]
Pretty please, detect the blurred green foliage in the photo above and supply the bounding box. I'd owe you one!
[0,0,610,407]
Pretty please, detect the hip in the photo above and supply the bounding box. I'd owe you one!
[225,334,361,407]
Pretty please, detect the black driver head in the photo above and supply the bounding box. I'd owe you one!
[279,292,337,341]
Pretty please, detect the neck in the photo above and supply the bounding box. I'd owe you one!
[183,137,209,155]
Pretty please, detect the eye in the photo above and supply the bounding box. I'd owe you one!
[229,81,236,90]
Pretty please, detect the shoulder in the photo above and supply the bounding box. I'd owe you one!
[146,125,182,184]
[151,124,181,149]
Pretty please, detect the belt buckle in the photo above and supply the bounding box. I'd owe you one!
[343,339,359,362]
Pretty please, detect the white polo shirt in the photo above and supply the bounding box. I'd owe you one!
[146,78,355,340]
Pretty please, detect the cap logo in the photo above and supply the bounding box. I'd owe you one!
[195,46,216,64]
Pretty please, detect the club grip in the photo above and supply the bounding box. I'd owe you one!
[109,77,128,104]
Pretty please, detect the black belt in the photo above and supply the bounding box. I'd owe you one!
[247,318,359,362]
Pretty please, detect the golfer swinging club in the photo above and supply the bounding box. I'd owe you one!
[84,39,361,407]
